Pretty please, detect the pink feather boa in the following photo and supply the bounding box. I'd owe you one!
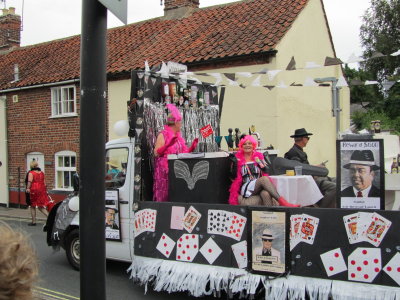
[228,150,273,205]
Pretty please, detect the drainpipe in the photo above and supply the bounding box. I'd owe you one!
[0,95,9,207]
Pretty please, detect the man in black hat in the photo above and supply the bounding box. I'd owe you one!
[341,150,380,197]
[285,128,336,208]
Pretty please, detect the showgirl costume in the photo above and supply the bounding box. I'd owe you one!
[153,104,197,202]
[29,168,48,208]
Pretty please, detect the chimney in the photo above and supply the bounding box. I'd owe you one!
[0,7,21,51]
[163,0,200,20]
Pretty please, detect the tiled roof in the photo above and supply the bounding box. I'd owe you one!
[0,0,308,90]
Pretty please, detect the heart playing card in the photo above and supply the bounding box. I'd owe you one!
[183,206,201,233]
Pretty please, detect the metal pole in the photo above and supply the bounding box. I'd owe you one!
[80,0,107,299]
[331,80,340,138]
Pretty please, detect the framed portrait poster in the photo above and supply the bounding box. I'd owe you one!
[105,189,122,241]
[249,209,289,276]
[336,139,385,210]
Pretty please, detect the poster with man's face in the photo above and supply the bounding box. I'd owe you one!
[105,189,121,241]
[250,210,288,275]
[337,140,384,210]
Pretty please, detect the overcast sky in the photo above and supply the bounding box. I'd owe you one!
[3,0,371,63]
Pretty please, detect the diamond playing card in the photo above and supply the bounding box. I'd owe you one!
[156,233,176,258]
[176,233,199,262]
[182,206,201,233]
[231,240,247,269]
[199,237,222,264]
[348,247,381,283]
[383,252,400,286]
[320,248,347,277]
[362,212,392,247]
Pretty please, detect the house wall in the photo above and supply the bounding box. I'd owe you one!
[5,86,80,206]
[0,96,8,206]
[108,79,131,141]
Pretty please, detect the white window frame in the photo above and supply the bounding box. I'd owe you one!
[51,85,77,117]
[55,150,77,191]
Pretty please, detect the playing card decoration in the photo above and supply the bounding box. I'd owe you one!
[182,206,201,233]
[199,237,222,264]
[348,247,381,283]
[156,233,176,258]
[134,208,157,237]
[290,213,319,250]
[343,212,391,247]
[207,209,247,241]
[231,240,247,269]
[320,248,347,277]
[383,252,400,286]
[170,206,185,230]
[176,234,199,262]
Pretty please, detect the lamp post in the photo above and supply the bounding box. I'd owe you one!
[314,77,341,138]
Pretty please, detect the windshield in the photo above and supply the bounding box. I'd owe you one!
[105,147,128,188]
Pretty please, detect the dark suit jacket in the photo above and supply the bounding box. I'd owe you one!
[341,185,380,197]
[284,144,309,164]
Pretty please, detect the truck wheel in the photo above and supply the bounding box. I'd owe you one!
[65,229,80,270]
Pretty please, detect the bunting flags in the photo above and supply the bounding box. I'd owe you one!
[141,48,400,91]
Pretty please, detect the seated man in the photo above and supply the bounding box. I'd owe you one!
[285,128,336,208]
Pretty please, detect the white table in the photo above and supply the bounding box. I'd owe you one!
[269,175,323,206]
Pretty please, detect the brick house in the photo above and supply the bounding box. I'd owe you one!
[0,0,349,207]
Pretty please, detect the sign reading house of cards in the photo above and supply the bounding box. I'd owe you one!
[336,139,385,210]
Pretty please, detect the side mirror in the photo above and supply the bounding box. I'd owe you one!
[73,173,80,192]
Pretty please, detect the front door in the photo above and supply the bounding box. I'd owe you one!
[26,152,45,173]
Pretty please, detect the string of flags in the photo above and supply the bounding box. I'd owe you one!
[143,49,400,91]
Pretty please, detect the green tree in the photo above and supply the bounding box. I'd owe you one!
[354,0,400,132]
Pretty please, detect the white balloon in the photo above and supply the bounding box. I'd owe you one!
[68,196,79,212]
[113,120,129,136]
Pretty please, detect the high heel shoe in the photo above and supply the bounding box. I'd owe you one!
[278,196,300,207]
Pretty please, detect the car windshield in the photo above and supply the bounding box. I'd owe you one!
[105,147,128,188]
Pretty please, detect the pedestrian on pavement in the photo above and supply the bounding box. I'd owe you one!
[26,160,49,226]
[0,221,38,300]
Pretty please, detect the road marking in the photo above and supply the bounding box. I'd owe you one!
[34,286,79,300]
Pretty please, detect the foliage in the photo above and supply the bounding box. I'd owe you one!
[351,110,400,135]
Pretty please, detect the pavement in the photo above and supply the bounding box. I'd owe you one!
[0,205,47,222]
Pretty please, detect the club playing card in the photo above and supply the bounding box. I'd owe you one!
[176,233,199,262]
[170,206,185,230]
[383,252,400,286]
[298,214,319,245]
[199,237,222,264]
[343,213,359,244]
[290,214,302,250]
[207,209,231,236]
[348,247,381,283]
[320,248,347,277]
[156,233,176,258]
[225,212,247,241]
[231,240,247,269]
[362,212,392,247]
[182,206,202,233]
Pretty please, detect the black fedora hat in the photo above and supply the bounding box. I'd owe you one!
[343,150,380,171]
[290,128,313,138]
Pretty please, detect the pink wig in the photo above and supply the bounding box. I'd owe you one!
[239,135,257,150]
[166,104,182,123]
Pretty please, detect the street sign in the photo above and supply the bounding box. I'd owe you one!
[98,0,127,24]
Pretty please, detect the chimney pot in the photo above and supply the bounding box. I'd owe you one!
[8,7,16,15]
[2,9,9,16]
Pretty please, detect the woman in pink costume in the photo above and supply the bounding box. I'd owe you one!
[153,104,198,202]
[26,160,49,225]
[229,135,299,207]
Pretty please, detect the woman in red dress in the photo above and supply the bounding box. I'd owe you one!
[25,160,48,226]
